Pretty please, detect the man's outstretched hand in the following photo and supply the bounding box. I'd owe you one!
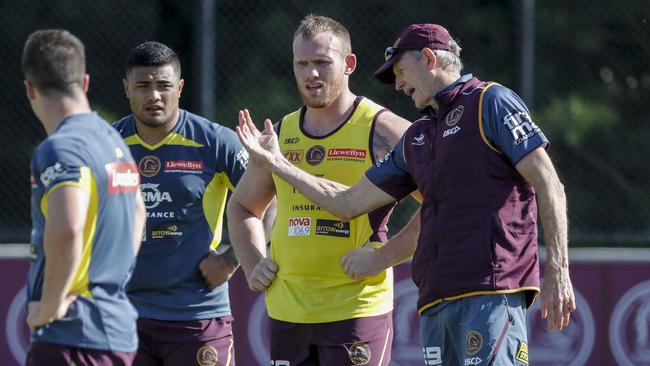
[237,109,282,170]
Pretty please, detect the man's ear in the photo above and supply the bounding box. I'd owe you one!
[122,78,129,98]
[81,74,90,93]
[422,48,437,71]
[178,79,185,96]
[344,53,357,75]
[24,80,36,100]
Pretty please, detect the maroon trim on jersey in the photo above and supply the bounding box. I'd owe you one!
[368,108,389,166]
[298,96,364,139]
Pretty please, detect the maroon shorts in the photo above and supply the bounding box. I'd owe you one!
[133,316,235,366]
[26,342,136,366]
[270,312,393,366]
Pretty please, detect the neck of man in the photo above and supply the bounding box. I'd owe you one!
[135,109,180,146]
[428,71,462,112]
[303,89,357,136]
[40,92,92,135]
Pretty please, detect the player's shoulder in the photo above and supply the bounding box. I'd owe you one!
[112,114,135,137]
[482,83,521,103]
[34,132,85,167]
[408,114,432,129]
[182,109,239,146]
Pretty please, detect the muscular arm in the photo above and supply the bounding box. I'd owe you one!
[516,147,575,331]
[274,161,395,221]
[27,186,87,330]
[372,111,411,160]
[226,164,278,291]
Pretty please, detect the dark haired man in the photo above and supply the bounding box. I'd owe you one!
[22,29,146,366]
[114,41,268,366]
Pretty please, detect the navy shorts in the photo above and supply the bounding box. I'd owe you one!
[269,312,393,366]
[133,316,235,366]
[26,342,136,366]
[420,293,529,366]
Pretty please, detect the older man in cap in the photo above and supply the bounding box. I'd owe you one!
[235,23,575,365]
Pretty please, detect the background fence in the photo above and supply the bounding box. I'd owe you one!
[1,0,649,246]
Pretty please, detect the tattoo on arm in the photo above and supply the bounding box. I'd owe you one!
[373,130,393,161]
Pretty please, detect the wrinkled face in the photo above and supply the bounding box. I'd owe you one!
[124,64,183,128]
[293,32,349,108]
[392,51,435,109]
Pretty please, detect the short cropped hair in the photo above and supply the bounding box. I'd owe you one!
[21,29,86,96]
[293,14,352,55]
[125,41,181,77]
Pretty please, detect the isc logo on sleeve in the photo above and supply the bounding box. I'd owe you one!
[288,217,311,236]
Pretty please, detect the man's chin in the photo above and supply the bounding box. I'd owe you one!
[137,117,169,128]
[300,95,330,109]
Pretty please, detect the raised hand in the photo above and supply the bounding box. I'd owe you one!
[236,109,282,170]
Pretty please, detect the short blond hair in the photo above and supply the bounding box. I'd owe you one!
[293,14,352,55]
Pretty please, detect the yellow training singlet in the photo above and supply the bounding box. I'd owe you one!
[268,97,394,323]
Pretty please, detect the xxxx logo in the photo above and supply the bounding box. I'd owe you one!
[283,150,304,164]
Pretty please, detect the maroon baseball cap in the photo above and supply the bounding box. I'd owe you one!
[374,24,455,84]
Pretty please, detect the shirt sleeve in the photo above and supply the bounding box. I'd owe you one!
[34,137,88,195]
[365,137,417,200]
[214,126,248,190]
[481,84,549,164]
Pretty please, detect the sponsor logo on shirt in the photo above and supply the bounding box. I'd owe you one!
[306,145,326,166]
[327,148,366,161]
[287,217,311,236]
[164,160,204,174]
[284,137,300,144]
[292,204,323,211]
[140,182,172,209]
[146,211,175,218]
[151,224,183,239]
[283,150,304,164]
[138,155,161,177]
[106,162,140,194]
[411,133,425,146]
[503,111,541,146]
[442,126,461,138]
[446,105,464,126]
[466,330,483,355]
[40,162,68,188]
[315,219,350,238]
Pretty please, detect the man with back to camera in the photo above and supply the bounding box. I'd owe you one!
[227,15,418,366]
[114,41,272,366]
[22,29,146,366]
[235,23,576,366]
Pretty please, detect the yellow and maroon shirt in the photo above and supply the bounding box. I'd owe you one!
[268,96,396,323]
